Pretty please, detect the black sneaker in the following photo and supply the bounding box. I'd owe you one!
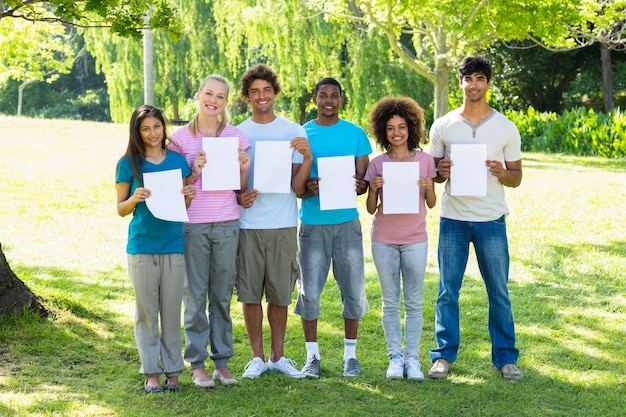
[342,358,361,377]
[302,356,321,378]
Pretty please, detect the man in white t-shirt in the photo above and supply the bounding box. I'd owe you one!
[235,64,312,379]
[428,56,524,381]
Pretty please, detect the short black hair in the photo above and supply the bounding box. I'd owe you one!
[313,77,342,96]
[458,56,492,82]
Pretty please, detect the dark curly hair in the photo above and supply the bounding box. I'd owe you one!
[369,97,425,152]
[240,64,281,99]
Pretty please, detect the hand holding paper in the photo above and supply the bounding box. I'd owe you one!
[143,169,189,222]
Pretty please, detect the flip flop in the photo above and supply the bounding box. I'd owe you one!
[164,378,181,392]
[144,379,164,394]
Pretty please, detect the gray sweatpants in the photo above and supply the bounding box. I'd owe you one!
[182,220,238,369]
[128,253,185,376]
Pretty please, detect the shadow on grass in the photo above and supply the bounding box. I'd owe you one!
[0,264,138,416]
[1,258,625,416]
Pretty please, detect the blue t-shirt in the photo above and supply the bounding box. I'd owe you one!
[116,150,191,254]
[299,119,372,225]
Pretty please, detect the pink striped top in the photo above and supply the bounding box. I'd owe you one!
[170,124,251,223]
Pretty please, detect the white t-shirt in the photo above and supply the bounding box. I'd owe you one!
[429,109,522,222]
[237,116,306,229]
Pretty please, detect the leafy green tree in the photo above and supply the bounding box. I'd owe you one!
[0,18,73,115]
[306,0,626,117]
[0,0,179,316]
[82,0,227,123]
[485,41,596,113]
[1,0,181,38]
[498,0,626,111]
[307,0,502,119]
[212,0,433,128]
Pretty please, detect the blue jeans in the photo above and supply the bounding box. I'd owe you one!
[372,241,427,361]
[429,216,519,368]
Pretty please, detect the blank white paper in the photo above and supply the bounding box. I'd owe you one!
[382,161,420,214]
[202,137,240,191]
[253,141,292,193]
[317,155,356,210]
[143,168,189,222]
[450,144,487,196]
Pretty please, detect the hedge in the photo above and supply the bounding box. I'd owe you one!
[505,107,626,158]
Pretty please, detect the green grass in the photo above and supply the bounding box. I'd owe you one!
[0,115,625,416]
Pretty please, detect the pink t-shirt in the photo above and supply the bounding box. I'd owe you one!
[364,150,436,244]
[170,124,251,223]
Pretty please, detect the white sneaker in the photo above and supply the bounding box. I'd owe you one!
[386,356,404,379]
[405,357,424,381]
[242,357,267,379]
[267,357,306,379]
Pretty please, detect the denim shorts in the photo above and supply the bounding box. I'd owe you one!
[294,218,369,320]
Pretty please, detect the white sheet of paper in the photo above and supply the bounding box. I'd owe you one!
[450,144,487,196]
[317,155,356,210]
[253,141,292,193]
[382,162,420,214]
[202,137,240,191]
[143,169,189,222]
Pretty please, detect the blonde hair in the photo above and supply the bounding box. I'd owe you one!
[189,74,230,137]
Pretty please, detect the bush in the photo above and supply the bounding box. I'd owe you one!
[505,107,626,158]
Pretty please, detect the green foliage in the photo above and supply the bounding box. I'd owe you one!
[506,107,626,157]
[0,18,74,85]
[82,30,144,123]
[1,0,181,39]
[0,41,110,121]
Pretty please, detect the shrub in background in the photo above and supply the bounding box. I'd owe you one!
[506,107,626,158]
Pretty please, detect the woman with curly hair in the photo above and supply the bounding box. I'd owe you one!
[364,97,436,381]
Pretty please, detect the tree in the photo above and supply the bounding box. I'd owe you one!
[82,1,230,123]
[499,0,626,112]
[0,18,73,115]
[485,41,596,112]
[211,0,432,127]
[1,0,181,39]
[0,243,51,317]
[307,0,501,119]
[308,0,626,118]
[0,0,180,316]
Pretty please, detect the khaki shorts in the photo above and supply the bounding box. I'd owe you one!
[236,228,299,306]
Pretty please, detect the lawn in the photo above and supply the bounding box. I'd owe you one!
[0,115,625,416]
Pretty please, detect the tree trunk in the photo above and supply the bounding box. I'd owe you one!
[0,243,52,317]
[143,13,155,106]
[17,80,34,117]
[600,43,613,112]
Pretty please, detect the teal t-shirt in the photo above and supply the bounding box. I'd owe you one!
[116,150,191,254]
[299,119,372,225]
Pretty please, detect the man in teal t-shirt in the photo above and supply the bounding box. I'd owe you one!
[295,78,372,378]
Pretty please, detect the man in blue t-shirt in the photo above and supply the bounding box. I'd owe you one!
[295,78,372,378]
